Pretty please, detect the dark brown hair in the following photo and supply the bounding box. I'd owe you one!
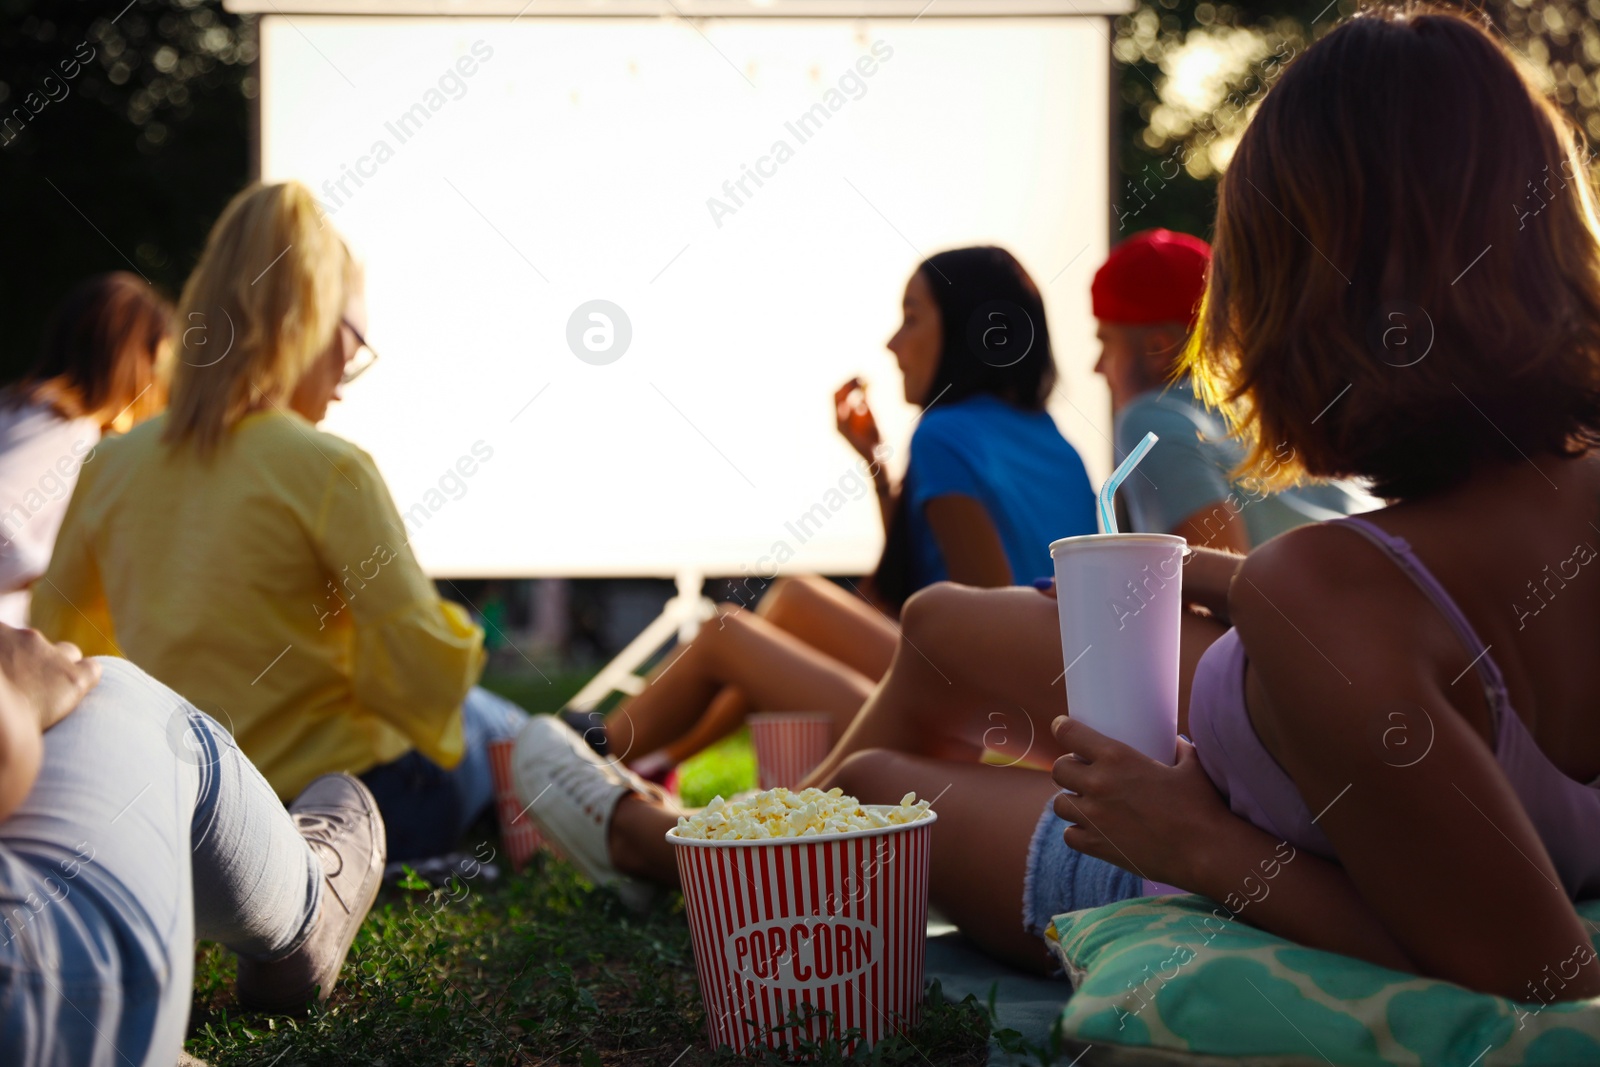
[10,272,170,427]
[1186,4,1600,500]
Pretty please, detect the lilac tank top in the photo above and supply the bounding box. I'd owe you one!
[1188,515,1600,900]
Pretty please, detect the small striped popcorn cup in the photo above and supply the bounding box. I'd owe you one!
[749,712,834,791]
[488,737,542,871]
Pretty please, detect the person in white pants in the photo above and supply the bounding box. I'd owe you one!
[0,634,385,1066]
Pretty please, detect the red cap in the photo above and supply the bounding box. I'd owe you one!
[1091,229,1211,329]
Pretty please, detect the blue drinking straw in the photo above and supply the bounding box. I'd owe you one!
[1097,431,1159,534]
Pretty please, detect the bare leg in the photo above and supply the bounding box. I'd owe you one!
[605,606,875,763]
[621,578,901,766]
[611,793,683,887]
[759,576,899,680]
[804,585,1062,786]
[661,685,750,764]
[805,583,1227,787]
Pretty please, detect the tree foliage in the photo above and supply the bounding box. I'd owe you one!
[1113,0,1600,239]
[3,0,1598,374]
[0,0,256,374]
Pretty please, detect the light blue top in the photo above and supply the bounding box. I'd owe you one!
[1113,379,1373,545]
[903,395,1097,589]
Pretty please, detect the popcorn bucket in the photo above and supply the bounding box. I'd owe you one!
[668,809,937,1056]
[488,738,542,871]
[749,712,834,791]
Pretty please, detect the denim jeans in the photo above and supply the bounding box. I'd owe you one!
[359,686,528,862]
[0,657,322,1067]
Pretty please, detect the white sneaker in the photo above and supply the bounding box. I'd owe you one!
[512,714,662,913]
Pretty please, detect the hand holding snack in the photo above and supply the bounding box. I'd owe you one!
[833,378,882,462]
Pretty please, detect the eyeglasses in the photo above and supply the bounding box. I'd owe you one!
[341,318,379,385]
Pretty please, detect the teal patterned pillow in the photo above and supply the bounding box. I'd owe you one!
[1046,895,1600,1066]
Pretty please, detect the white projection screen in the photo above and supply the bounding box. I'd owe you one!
[237,0,1129,577]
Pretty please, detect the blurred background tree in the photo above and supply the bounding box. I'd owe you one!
[1114,0,1600,240]
[0,0,256,375]
[3,0,1599,374]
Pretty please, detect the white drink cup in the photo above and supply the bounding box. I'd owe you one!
[1049,532,1186,765]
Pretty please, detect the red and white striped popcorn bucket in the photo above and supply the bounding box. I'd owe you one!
[488,738,542,871]
[668,809,937,1056]
[748,712,834,791]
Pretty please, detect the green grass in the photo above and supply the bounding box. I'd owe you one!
[185,848,990,1066]
[479,667,594,716]
[184,681,988,1064]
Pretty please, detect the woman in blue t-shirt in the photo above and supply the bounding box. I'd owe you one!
[849,246,1096,604]
[570,247,1097,779]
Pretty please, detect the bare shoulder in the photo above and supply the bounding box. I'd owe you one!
[1230,520,1403,625]
[1224,516,1458,717]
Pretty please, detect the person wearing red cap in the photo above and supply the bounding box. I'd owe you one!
[1094,229,1369,552]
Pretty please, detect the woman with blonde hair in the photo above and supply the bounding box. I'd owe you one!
[0,272,169,626]
[33,180,527,862]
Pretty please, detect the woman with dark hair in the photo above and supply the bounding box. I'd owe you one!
[0,272,169,626]
[524,5,1600,1000]
[563,247,1096,786]
[858,245,1079,606]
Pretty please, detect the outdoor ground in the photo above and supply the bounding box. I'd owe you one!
[180,670,995,1066]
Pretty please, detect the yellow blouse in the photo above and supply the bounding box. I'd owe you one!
[32,410,484,800]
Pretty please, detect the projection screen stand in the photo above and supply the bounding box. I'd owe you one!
[563,568,717,713]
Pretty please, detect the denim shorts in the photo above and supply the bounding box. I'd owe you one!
[1021,798,1143,938]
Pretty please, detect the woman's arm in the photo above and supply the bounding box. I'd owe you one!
[1050,717,1413,973]
[28,466,120,656]
[1179,786,1413,971]
[0,630,100,823]
[835,380,893,532]
[312,449,485,769]
[1181,544,1244,620]
[0,683,43,824]
[870,458,897,532]
[1232,528,1600,1000]
[924,494,1014,588]
[1173,502,1252,557]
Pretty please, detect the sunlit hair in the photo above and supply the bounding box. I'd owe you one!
[8,272,171,430]
[165,181,353,455]
[1185,4,1600,500]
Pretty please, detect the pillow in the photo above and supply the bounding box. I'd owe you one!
[1046,894,1600,1066]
